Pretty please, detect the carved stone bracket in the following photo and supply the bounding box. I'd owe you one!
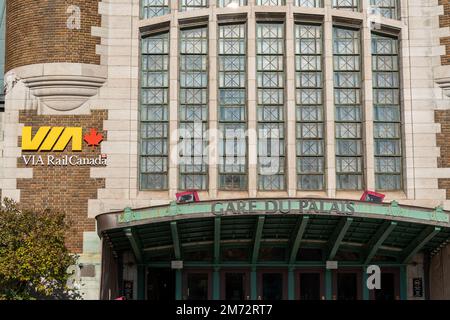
[13,63,107,111]
[435,65,450,98]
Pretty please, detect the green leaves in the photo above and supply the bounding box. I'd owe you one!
[0,199,80,300]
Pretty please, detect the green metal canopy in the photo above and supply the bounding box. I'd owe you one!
[97,198,450,267]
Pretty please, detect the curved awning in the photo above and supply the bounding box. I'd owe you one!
[96,198,450,266]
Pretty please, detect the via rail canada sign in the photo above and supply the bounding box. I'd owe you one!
[21,126,107,167]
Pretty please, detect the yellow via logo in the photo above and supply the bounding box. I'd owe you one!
[22,127,83,152]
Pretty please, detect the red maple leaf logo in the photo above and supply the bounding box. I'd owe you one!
[84,128,104,147]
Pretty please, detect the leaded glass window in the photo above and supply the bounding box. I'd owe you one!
[257,0,285,6]
[219,23,248,190]
[180,0,208,11]
[179,26,209,190]
[257,23,286,191]
[141,0,170,19]
[370,0,399,19]
[296,23,324,190]
[333,27,363,190]
[218,0,247,7]
[372,33,402,190]
[140,31,169,189]
[295,0,321,7]
[332,0,359,11]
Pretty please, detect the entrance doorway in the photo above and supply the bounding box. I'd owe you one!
[372,269,400,300]
[334,270,362,300]
[375,273,395,300]
[261,273,284,300]
[299,273,321,300]
[147,268,175,300]
[337,273,357,300]
[225,273,245,300]
[185,272,210,300]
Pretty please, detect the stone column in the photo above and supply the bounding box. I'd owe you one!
[286,0,297,197]
[169,3,180,199]
[324,0,336,197]
[248,0,258,197]
[361,0,376,191]
[209,3,219,198]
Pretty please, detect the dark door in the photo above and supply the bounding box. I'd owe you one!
[337,273,358,300]
[375,273,396,301]
[187,273,209,300]
[225,273,245,300]
[262,273,283,300]
[147,268,175,301]
[299,273,321,300]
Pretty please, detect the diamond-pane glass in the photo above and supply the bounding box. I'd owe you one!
[372,33,402,190]
[296,24,324,190]
[257,0,285,5]
[334,27,363,190]
[257,23,286,190]
[179,26,209,190]
[140,31,169,189]
[370,0,399,19]
[219,23,248,190]
[141,0,170,18]
[219,0,247,7]
[332,0,359,11]
[180,0,208,11]
[295,0,321,7]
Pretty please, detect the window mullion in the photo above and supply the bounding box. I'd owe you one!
[362,19,376,191]
[286,13,297,196]
[323,9,336,197]
[209,16,219,196]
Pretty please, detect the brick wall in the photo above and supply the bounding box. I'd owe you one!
[5,0,101,72]
[435,111,450,198]
[17,110,107,253]
[436,1,450,197]
[439,0,450,65]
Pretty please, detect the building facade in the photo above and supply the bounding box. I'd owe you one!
[1,0,450,300]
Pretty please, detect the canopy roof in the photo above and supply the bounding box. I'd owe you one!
[97,198,450,266]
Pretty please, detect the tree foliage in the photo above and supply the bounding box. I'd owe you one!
[0,199,80,300]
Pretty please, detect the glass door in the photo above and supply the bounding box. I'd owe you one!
[337,273,358,300]
[299,273,321,300]
[147,268,175,300]
[261,273,284,300]
[186,273,209,300]
[375,273,396,300]
[225,273,246,300]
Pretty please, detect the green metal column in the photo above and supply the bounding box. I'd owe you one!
[251,268,257,300]
[325,269,332,300]
[175,270,182,300]
[362,266,369,300]
[288,268,295,300]
[213,268,220,300]
[400,265,407,300]
[137,265,146,300]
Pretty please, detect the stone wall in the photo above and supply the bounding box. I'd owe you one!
[430,244,450,299]
[430,0,450,300]
[435,111,450,199]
